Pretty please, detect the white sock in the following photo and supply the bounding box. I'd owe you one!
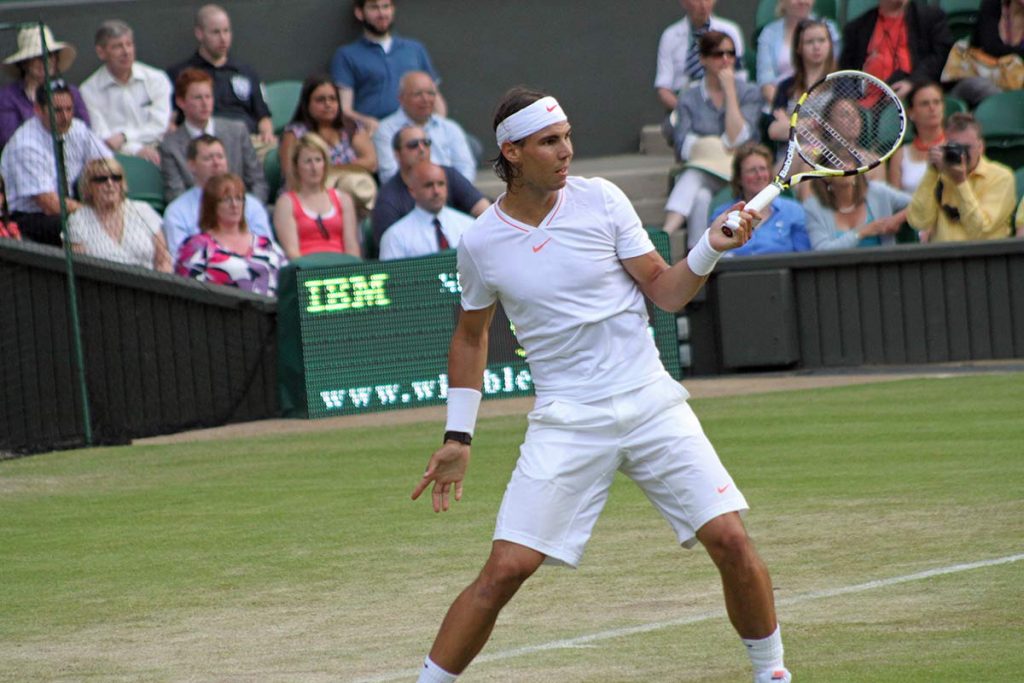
[742,624,785,673]
[416,656,457,683]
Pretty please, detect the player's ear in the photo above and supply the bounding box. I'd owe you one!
[500,141,520,165]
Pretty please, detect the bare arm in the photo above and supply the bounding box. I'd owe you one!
[338,189,361,258]
[348,127,378,174]
[272,193,302,260]
[338,86,379,135]
[279,131,298,192]
[152,231,173,273]
[34,193,79,216]
[622,204,757,313]
[469,197,491,217]
[657,86,678,112]
[411,304,496,512]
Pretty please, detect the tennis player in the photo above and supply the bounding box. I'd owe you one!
[411,87,791,683]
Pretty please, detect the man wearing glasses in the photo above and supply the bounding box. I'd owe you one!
[0,80,110,246]
[371,124,489,250]
[162,134,273,258]
[907,113,1015,243]
[373,71,477,183]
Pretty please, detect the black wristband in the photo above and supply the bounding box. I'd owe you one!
[444,430,472,446]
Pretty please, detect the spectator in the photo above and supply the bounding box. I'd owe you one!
[907,113,1016,242]
[372,125,489,247]
[68,157,172,272]
[273,133,361,260]
[163,134,272,258]
[839,0,953,99]
[663,31,762,247]
[160,68,267,204]
[805,172,911,250]
[943,0,1024,107]
[167,4,276,151]
[709,142,810,256]
[80,20,172,166]
[767,18,836,149]
[0,80,110,246]
[279,75,377,217]
[654,0,745,115]
[0,25,91,149]
[887,82,946,193]
[374,71,476,183]
[176,172,285,296]
[756,0,841,105]
[331,0,446,134]
[0,175,22,240]
[379,161,473,260]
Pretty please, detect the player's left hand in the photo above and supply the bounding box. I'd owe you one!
[710,201,761,251]
[411,442,471,513]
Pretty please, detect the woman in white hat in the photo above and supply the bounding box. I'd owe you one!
[0,24,90,148]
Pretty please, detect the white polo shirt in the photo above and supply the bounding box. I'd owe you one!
[458,176,666,403]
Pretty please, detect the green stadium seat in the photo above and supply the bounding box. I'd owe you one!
[973,90,1024,139]
[944,95,968,117]
[116,153,164,213]
[264,146,283,200]
[938,0,982,41]
[843,0,878,23]
[265,80,302,134]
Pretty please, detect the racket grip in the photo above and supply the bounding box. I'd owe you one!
[722,184,782,237]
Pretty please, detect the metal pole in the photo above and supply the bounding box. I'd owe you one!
[37,21,94,446]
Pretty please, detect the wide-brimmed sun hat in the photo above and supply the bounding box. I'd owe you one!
[3,25,77,77]
[683,136,734,181]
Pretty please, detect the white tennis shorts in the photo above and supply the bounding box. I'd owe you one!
[494,374,748,567]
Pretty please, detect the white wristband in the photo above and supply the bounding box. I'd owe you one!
[686,229,723,277]
[445,387,482,435]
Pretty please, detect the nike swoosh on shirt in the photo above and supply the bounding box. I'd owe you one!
[532,238,552,253]
[717,484,732,494]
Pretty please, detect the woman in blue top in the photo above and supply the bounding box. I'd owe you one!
[804,172,912,250]
[710,142,810,256]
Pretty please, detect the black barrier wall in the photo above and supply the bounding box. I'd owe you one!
[687,241,1024,375]
[0,240,277,455]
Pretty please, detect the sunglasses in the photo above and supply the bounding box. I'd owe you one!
[707,49,737,58]
[403,138,432,150]
[90,174,123,184]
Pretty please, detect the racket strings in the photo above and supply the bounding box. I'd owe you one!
[795,76,903,172]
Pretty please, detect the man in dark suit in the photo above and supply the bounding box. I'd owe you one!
[839,0,953,99]
[159,67,267,204]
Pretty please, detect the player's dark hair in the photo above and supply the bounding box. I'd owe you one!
[491,86,549,186]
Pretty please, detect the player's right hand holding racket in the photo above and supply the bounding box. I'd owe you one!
[723,70,906,236]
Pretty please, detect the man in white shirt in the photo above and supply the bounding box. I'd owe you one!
[373,71,476,183]
[158,67,267,203]
[1,80,111,245]
[379,161,474,260]
[655,0,745,112]
[162,134,272,258]
[80,20,172,166]
[410,88,791,683]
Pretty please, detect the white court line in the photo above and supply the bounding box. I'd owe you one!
[354,553,1024,683]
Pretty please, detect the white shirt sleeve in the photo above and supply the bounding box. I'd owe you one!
[457,238,496,310]
[602,179,654,259]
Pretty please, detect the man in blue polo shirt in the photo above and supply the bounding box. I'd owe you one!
[330,0,447,135]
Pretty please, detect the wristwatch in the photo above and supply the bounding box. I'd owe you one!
[443,430,472,446]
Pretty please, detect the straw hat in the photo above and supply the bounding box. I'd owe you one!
[3,25,77,77]
[682,136,733,182]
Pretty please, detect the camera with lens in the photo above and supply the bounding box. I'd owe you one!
[942,142,969,165]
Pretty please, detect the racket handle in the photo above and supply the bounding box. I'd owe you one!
[722,184,782,237]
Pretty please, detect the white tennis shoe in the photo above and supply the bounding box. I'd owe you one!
[754,669,792,683]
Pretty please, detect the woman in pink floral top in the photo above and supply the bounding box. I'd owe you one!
[175,173,286,296]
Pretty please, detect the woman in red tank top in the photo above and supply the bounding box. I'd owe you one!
[273,133,361,260]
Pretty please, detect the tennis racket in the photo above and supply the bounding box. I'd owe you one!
[723,69,906,236]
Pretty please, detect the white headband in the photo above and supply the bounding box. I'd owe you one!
[495,96,567,148]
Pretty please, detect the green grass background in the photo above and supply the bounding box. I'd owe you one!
[1,375,1022,682]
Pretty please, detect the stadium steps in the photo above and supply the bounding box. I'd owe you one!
[474,139,675,227]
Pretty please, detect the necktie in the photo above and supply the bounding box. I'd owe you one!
[433,217,449,250]
[684,22,710,81]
